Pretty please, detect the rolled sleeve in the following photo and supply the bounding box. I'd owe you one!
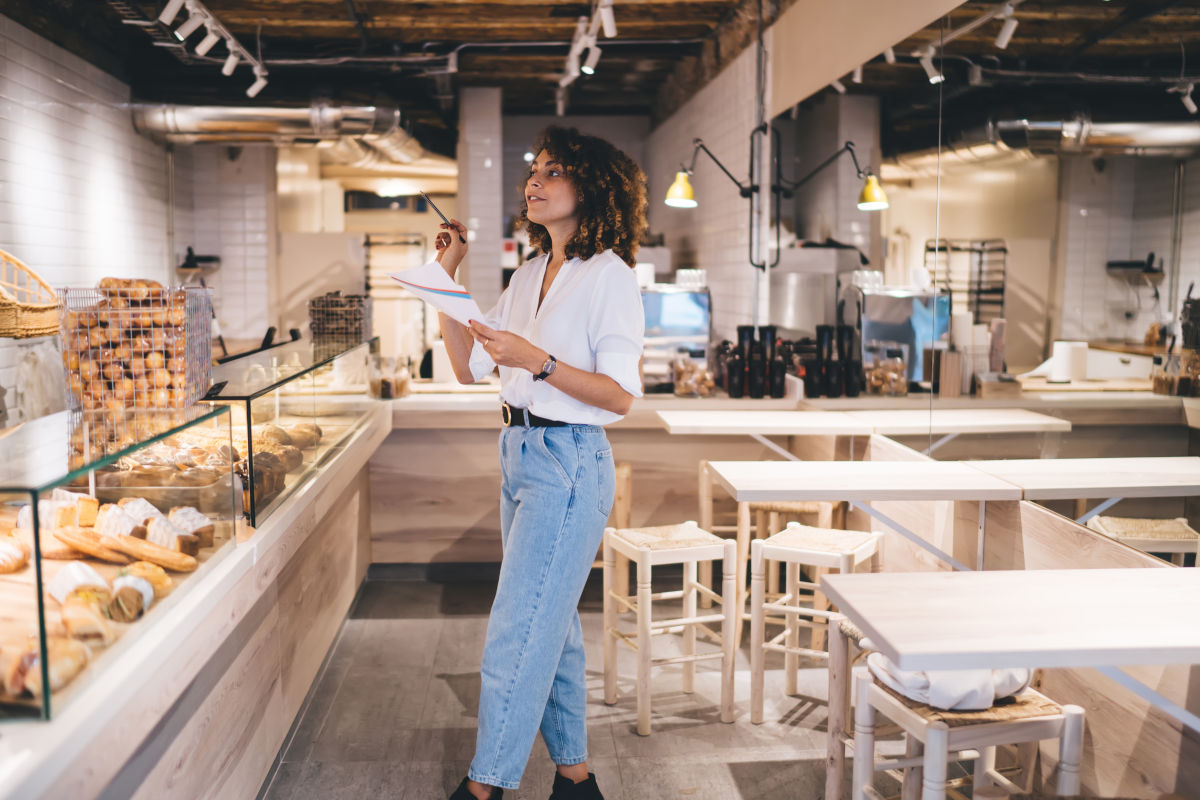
[468,339,497,382]
[590,259,645,398]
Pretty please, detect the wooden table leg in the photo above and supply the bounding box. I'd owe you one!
[826,614,849,800]
[699,460,714,609]
[734,500,751,645]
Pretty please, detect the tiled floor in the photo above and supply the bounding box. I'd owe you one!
[260,574,913,800]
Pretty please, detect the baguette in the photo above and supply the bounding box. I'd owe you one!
[53,527,131,564]
[100,534,197,572]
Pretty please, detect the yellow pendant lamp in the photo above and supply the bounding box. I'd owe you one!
[664,171,697,208]
[857,173,889,211]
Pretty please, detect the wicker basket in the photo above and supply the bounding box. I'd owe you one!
[0,249,60,338]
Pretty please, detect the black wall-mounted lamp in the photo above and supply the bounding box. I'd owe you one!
[779,140,889,211]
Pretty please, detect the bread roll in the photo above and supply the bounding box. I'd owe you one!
[120,561,173,598]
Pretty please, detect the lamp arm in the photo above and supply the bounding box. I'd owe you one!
[686,138,755,198]
[779,140,867,192]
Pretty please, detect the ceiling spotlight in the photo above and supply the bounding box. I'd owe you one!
[884,46,896,65]
[246,66,268,98]
[581,45,602,75]
[221,50,239,75]
[157,0,187,25]
[920,51,944,84]
[995,4,1018,50]
[173,10,206,41]
[523,151,535,162]
[830,78,847,95]
[1184,92,1198,115]
[194,26,221,56]
[598,0,617,38]
[852,65,863,84]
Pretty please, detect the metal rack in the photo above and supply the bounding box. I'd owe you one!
[924,238,1007,323]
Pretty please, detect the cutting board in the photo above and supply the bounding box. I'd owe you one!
[1018,376,1153,392]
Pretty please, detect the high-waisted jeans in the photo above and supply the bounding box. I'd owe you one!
[468,423,615,790]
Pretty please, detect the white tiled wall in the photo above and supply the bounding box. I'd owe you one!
[0,14,176,422]
[1058,155,1200,342]
[459,87,504,312]
[645,39,769,339]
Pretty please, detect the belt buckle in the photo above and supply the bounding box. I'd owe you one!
[502,404,512,426]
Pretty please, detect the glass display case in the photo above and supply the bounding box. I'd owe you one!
[206,340,379,525]
[0,405,236,720]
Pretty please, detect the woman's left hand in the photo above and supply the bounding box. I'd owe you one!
[469,320,544,373]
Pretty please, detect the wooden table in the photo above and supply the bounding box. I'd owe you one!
[820,568,1200,799]
[656,410,875,460]
[839,408,1071,454]
[706,461,1024,641]
[966,456,1200,522]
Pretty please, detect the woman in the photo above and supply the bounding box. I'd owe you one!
[436,127,648,800]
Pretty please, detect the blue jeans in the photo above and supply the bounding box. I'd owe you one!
[469,424,615,790]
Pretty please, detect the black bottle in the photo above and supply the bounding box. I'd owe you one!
[747,343,766,399]
[726,354,746,398]
[769,356,787,398]
[815,325,835,364]
[844,360,862,397]
[824,359,844,398]
[758,324,777,363]
[736,324,756,363]
[801,357,821,398]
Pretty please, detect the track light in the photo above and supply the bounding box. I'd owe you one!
[598,0,617,38]
[1181,83,1198,114]
[157,0,187,25]
[995,4,1018,50]
[830,78,846,95]
[221,50,239,75]
[920,50,944,84]
[194,26,221,55]
[852,65,863,84]
[246,66,268,98]
[581,44,602,75]
[174,10,206,41]
[884,46,896,65]
[558,72,578,88]
[523,151,535,163]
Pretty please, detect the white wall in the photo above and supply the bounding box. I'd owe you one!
[645,40,768,339]
[0,14,179,422]
[884,155,1059,371]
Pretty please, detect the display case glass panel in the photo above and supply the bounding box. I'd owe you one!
[207,340,379,525]
[0,405,236,720]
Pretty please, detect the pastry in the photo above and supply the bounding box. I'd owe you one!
[254,425,293,446]
[5,637,90,697]
[99,534,197,572]
[53,527,131,564]
[120,561,173,598]
[17,500,76,532]
[285,423,322,449]
[146,517,199,557]
[51,489,99,527]
[107,578,149,622]
[0,535,29,574]
[258,441,303,472]
[62,587,116,645]
[171,467,220,487]
[169,506,215,548]
[95,504,147,539]
[116,497,165,526]
[48,561,109,605]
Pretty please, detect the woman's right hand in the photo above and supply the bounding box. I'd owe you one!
[434,218,469,278]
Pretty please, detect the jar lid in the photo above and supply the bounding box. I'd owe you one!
[1153,355,1164,364]
[885,348,904,358]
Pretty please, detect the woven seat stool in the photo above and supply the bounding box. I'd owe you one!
[852,669,1084,800]
[749,522,879,723]
[1085,515,1199,566]
[603,521,737,735]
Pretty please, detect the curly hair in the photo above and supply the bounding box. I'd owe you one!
[518,126,648,268]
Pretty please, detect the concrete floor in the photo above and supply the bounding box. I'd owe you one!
[258,574,927,800]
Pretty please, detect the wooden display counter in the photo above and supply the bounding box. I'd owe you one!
[0,402,391,799]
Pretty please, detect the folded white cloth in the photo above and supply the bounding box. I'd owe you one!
[866,652,1032,711]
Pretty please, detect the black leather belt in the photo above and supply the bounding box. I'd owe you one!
[502,402,567,427]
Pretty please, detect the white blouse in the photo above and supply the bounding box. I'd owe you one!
[466,249,644,426]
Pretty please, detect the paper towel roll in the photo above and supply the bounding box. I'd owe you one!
[1048,341,1088,383]
[951,311,974,349]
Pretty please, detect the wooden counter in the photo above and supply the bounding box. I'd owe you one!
[0,402,392,800]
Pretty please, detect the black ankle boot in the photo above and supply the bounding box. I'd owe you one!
[549,772,604,800]
[450,777,503,800]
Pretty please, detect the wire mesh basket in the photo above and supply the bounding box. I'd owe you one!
[308,292,372,359]
[59,283,213,413]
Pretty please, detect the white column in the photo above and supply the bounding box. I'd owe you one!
[457,87,504,313]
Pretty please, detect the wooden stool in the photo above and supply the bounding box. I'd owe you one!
[1085,515,1199,566]
[852,669,1084,800]
[602,521,737,735]
[595,461,634,587]
[749,523,879,724]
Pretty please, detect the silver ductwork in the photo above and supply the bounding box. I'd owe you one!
[884,115,1200,179]
[131,100,435,167]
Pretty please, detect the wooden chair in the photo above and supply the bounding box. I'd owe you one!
[602,522,737,735]
[1085,515,1199,566]
[748,523,879,724]
[852,669,1084,800]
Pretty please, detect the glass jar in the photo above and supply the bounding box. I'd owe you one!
[1179,351,1200,397]
[883,347,909,396]
[1151,355,1169,395]
[673,350,715,397]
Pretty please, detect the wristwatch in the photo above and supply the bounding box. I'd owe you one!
[533,354,557,381]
